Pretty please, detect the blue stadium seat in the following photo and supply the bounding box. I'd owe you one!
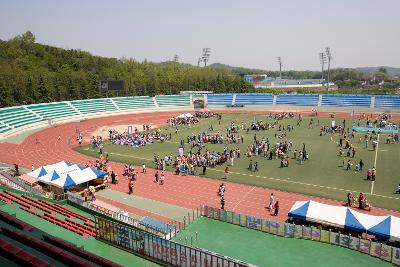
[374,95,400,109]
[139,216,175,234]
[321,95,371,107]
[207,94,234,106]
[275,94,319,106]
[235,93,273,105]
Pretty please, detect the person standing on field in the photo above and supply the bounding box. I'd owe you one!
[224,167,229,179]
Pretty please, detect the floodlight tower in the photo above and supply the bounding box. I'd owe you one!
[201,48,211,67]
[197,57,202,67]
[173,54,179,63]
[319,52,327,79]
[277,57,282,78]
[325,47,332,88]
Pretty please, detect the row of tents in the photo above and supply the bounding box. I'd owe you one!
[26,161,107,189]
[288,200,400,241]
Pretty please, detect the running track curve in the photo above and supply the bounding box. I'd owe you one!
[0,110,399,222]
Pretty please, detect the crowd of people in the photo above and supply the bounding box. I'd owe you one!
[110,129,167,147]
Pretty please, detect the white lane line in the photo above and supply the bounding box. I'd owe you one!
[232,186,256,211]
[371,134,379,195]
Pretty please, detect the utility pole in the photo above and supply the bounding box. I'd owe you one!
[319,52,326,80]
[325,47,332,89]
[277,57,282,79]
[197,57,202,67]
[173,54,179,63]
[201,48,211,67]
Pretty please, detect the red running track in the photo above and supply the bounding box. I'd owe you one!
[0,110,399,223]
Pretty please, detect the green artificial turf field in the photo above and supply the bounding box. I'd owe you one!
[74,113,400,211]
[172,217,392,267]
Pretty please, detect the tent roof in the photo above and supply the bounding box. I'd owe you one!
[28,161,107,189]
[288,200,400,241]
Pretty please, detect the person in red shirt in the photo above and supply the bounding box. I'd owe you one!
[128,180,134,195]
[224,167,229,179]
[273,199,279,216]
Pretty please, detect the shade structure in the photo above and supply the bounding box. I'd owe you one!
[28,161,107,189]
[288,200,400,241]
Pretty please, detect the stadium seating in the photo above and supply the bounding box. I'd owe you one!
[207,94,234,106]
[26,102,79,119]
[0,210,33,231]
[1,227,97,267]
[112,96,155,110]
[43,235,121,267]
[0,124,11,133]
[70,98,117,114]
[0,239,54,267]
[276,94,319,106]
[0,191,95,237]
[155,95,191,107]
[374,95,400,109]
[235,93,273,105]
[0,107,42,128]
[321,94,371,107]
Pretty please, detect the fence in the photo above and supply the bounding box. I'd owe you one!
[66,191,182,240]
[0,170,48,197]
[201,205,400,266]
[95,216,253,267]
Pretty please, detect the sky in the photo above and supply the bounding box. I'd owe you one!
[0,0,399,71]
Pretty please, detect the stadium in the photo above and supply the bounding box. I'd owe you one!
[0,91,400,267]
[1,1,400,266]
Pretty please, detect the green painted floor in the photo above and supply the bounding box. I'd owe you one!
[0,203,159,267]
[173,217,392,267]
[97,189,191,221]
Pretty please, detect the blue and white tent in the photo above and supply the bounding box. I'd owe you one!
[288,200,400,241]
[28,161,107,189]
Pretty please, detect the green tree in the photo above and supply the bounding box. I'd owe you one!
[37,75,51,102]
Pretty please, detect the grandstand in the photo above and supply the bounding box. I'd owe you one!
[206,93,234,106]
[235,93,273,105]
[321,94,371,107]
[375,95,400,109]
[111,96,155,110]
[155,94,191,107]
[276,94,319,106]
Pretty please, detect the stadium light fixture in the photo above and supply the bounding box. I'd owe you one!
[325,47,332,89]
[202,48,211,67]
[319,52,327,80]
[277,57,282,79]
[173,54,179,63]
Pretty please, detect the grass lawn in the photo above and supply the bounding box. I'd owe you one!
[172,217,392,267]
[74,114,400,211]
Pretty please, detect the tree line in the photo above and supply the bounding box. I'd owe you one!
[0,32,252,108]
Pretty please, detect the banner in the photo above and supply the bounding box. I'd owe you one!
[294,225,303,239]
[261,219,270,233]
[370,242,381,257]
[392,247,400,265]
[302,226,311,239]
[239,214,247,227]
[348,236,359,250]
[329,232,339,245]
[320,230,330,243]
[339,234,349,247]
[213,209,219,220]
[277,222,285,236]
[232,212,240,225]
[269,220,279,235]
[284,223,295,238]
[380,244,392,262]
[359,239,370,254]
[311,227,321,241]
[207,207,214,218]
[246,216,262,230]
[219,210,227,221]
[225,211,233,223]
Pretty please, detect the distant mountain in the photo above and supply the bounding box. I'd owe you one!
[209,63,267,75]
[356,66,400,78]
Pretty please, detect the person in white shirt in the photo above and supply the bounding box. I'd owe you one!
[268,193,274,210]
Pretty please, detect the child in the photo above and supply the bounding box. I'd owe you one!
[142,163,146,173]
[160,172,165,185]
